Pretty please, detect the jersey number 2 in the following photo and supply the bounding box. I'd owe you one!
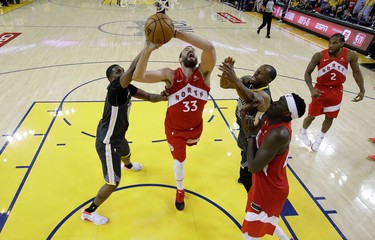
[330,73,336,81]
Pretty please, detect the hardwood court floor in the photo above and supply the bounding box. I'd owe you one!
[0,0,375,239]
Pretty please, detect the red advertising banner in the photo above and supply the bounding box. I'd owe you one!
[0,32,21,48]
[217,12,245,23]
[272,6,374,53]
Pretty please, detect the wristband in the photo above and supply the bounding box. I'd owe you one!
[246,135,257,141]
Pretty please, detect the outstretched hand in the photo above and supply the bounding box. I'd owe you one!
[218,61,238,83]
[218,57,236,88]
[224,56,235,66]
[144,39,162,51]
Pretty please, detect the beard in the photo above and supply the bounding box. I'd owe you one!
[183,57,198,68]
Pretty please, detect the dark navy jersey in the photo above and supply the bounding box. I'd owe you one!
[236,85,272,163]
[96,78,138,145]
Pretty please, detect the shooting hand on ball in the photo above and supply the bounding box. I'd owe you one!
[145,39,162,51]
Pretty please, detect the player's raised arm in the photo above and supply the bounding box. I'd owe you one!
[133,40,174,86]
[219,57,236,89]
[174,30,216,79]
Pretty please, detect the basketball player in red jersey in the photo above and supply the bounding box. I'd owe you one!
[133,30,216,210]
[300,33,365,151]
[241,93,306,240]
[218,57,276,192]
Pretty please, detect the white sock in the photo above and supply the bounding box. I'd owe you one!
[274,225,289,240]
[317,131,325,139]
[173,159,184,190]
[301,128,307,134]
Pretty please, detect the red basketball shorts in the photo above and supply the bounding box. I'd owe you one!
[308,85,343,118]
[165,123,203,162]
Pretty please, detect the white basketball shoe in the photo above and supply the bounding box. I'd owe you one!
[121,162,143,171]
[300,129,312,147]
[311,136,324,151]
[81,210,108,225]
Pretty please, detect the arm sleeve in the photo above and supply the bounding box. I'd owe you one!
[128,84,139,96]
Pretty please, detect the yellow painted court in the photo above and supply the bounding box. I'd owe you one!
[0,98,345,239]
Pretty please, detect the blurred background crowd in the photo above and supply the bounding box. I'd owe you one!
[223,0,375,29]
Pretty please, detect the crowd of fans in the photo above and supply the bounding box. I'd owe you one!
[281,0,375,28]
[223,0,264,12]
[223,0,375,29]
[0,0,21,7]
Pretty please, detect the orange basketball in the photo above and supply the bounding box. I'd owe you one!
[144,13,174,45]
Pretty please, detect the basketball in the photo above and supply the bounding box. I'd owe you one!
[144,13,174,45]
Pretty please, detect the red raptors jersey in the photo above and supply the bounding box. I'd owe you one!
[242,119,292,237]
[165,68,210,131]
[316,48,349,88]
[251,119,291,208]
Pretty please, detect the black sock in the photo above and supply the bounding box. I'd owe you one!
[85,202,98,213]
[125,163,133,169]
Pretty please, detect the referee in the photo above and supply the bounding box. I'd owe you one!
[257,0,275,38]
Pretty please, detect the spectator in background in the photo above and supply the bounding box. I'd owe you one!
[348,0,358,11]
[321,0,329,10]
[247,0,256,11]
[237,0,249,11]
[348,11,367,23]
[342,0,349,6]
[328,0,339,7]
[320,3,332,14]
[297,0,307,9]
[292,0,299,7]
[6,0,20,4]
[362,0,375,20]
[309,0,318,10]
[359,13,375,26]
[304,1,314,10]
[353,0,366,15]
[313,2,321,12]
[1,0,8,7]
[328,5,337,17]
[340,7,353,20]
[336,5,344,17]
[341,0,349,9]
[256,0,263,11]
[279,0,292,22]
